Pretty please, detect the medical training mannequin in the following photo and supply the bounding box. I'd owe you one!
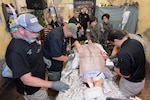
[72,40,113,100]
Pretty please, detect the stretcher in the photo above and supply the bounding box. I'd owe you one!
[56,61,127,100]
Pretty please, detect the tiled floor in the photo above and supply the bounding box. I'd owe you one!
[1,65,150,100]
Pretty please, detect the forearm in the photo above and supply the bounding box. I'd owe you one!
[53,55,68,62]
[86,33,91,41]
[21,73,53,88]
[111,46,120,56]
[72,40,81,50]
[88,40,93,44]
[114,67,130,78]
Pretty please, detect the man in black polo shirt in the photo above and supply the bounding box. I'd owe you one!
[107,30,146,97]
[79,6,89,41]
[5,13,69,100]
[69,8,81,27]
[42,23,77,81]
[69,8,84,42]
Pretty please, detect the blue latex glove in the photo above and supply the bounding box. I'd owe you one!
[50,81,70,92]
[68,53,75,61]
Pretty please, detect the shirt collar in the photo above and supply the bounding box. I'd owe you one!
[121,38,130,48]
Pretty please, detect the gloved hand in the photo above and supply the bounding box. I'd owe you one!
[43,57,51,68]
[50,81,70,92]
[109,55,118,67]
[109,55,116,59]
[68,53,75,61]
[67,49,74,55]
[106,58,115,71]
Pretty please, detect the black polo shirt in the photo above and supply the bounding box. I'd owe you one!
[43,27,67,71]
[5,38,45,95]
[79,13,89,30]
[69,16,80,25]
[49,20,64,28]
[117,38,146,82]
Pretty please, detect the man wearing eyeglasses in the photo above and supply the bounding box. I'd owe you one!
[107,30,146,98]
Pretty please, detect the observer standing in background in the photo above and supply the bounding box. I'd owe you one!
[107,30,146,98]
[69,8,81,27]
[5,13,69,100]
[42,23,77,81]
[79,6,90,41]
[49,15,64,28]
[45,9,64,29]
[69,8,84,41]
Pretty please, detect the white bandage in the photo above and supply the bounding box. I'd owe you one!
[84,87,106,100]
[93,73,105,81]
[106,58,114,66]
[87,82,94,88]
[72,53,79,69]
[103,81,112,94]
[83,82,94,88]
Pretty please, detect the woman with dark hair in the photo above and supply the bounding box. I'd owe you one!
[86,15,99,44]
[100,13,113,47]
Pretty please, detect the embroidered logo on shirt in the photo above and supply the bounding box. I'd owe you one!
[86,29,90,32]
[36,46,41,53]
[27,49,32,55]
[64,39,66,43]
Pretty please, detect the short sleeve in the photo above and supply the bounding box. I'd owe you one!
[7,52,30,79]
[117,53,132,76]
[49,38,64,57]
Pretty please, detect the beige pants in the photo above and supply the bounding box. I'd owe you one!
[24,89,50,100]
[119,77,145,98]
